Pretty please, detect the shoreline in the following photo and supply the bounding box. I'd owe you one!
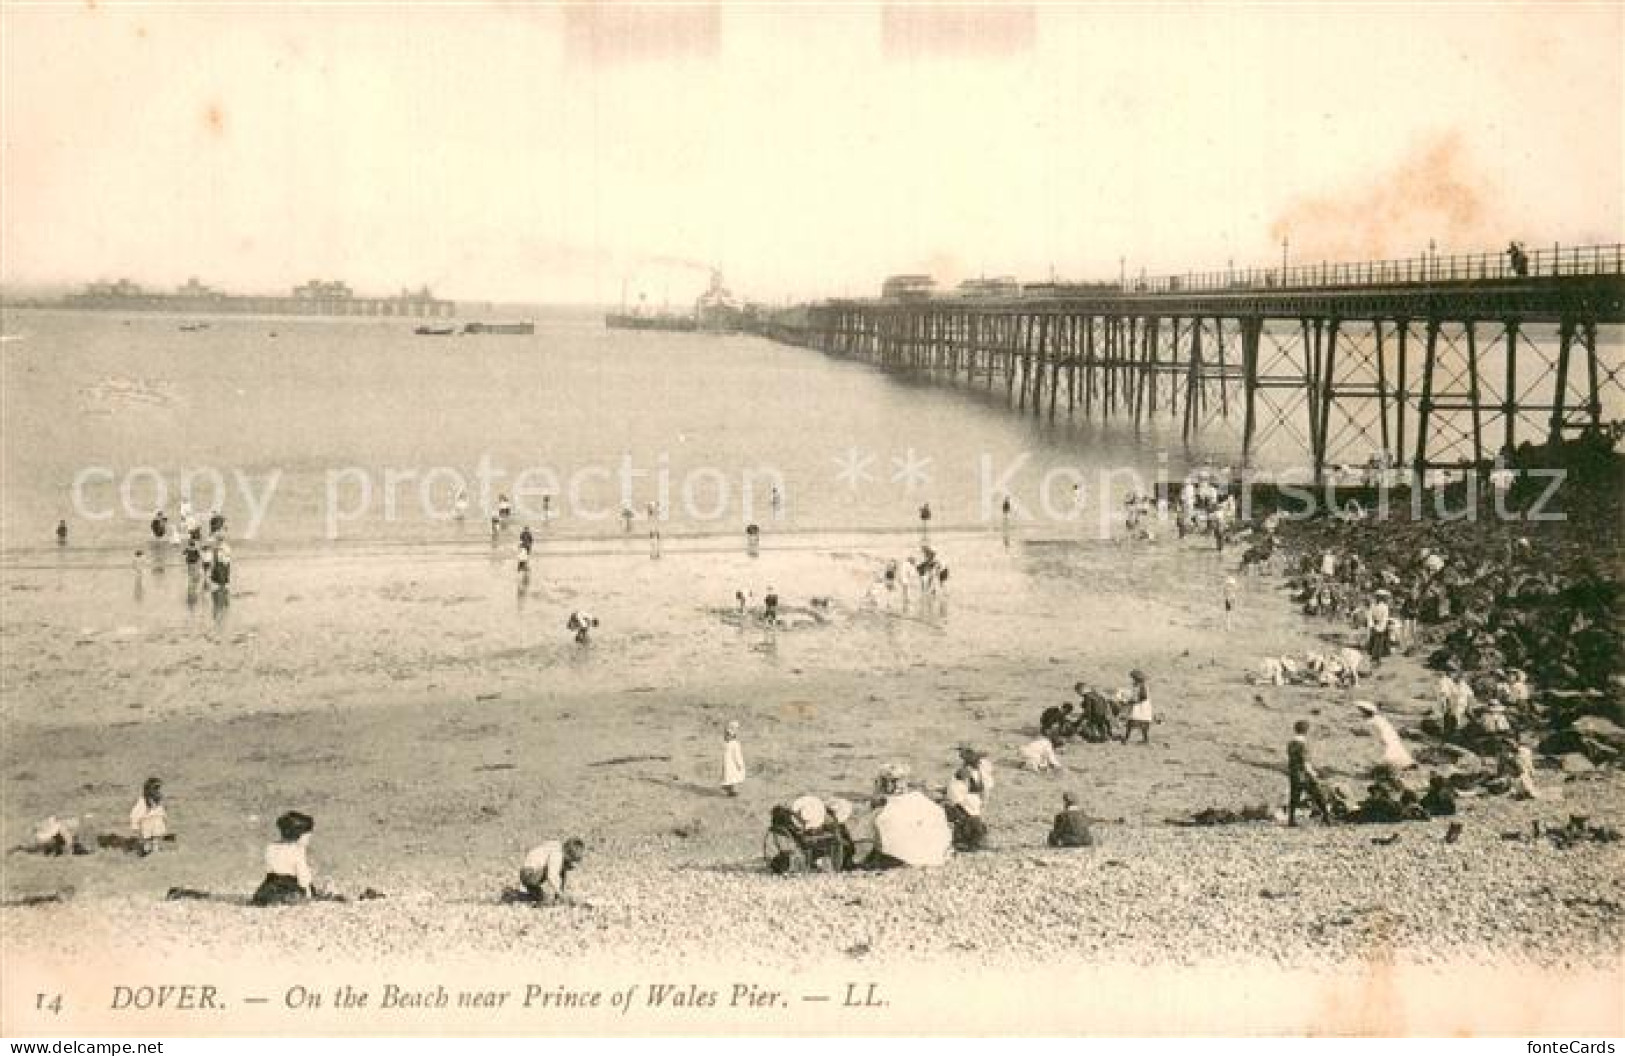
[2,498,1620,1032]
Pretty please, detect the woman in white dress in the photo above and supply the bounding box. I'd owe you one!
[1121,669,1154,744]
[721,721,746,797]
[1356,702,1415,770]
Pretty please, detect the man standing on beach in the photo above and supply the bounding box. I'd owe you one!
[1365,590,1393,665]
[1287,720,1333,826]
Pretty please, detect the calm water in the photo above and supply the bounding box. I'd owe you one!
[2,307,1614,704]
[0,308,1254,552]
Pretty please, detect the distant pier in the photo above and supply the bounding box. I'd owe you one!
[53,277,456,318]
[769,244,1625,480]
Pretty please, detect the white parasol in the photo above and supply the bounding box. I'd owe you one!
[873,791,952,867]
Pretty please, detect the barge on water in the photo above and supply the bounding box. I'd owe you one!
[462,321,534,335]
[604,312,698,332]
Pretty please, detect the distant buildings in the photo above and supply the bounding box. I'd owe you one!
[291,279,353,301]
[59,278,455,317]
[956,276,1021,299]
[881,274,937,301]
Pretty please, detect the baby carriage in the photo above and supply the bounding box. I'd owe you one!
[763,805,850,874]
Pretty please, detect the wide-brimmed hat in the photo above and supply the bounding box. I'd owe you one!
[1374,589,1392,598]
[725,720,741,735]
[142,776,162,793]
[1130,669,1147,683]
[275,811,314,840]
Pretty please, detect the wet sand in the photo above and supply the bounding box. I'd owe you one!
[2,529,1621,1002]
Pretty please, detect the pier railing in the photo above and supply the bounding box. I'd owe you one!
[1112,243,1624,297]
[785,239,1624,480]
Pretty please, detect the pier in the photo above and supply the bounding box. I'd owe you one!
[57,278,457,318]
[771,244,1625,479]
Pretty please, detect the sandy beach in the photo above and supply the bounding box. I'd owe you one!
[4,525,1620,1015]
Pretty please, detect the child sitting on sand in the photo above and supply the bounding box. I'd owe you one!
[128,777,168,856]
[943,779,987,852]
[955,748,995,800]
[1047,792,1095,848]
[28,815,87,856]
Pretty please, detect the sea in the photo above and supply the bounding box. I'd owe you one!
[0,307,1263,552]
[0,307,1616,707]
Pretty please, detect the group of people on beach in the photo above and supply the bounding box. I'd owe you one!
[478,492,606,642]
[1249,499,1616,831]
[30,459,1614,920]
[1037,670,1157,750]
[23,773,592,910]
[756,738,1097,873]
[1279,701,1491,828]
[25,777,170,860]
[862,544,951,613]
[72,500,239,621]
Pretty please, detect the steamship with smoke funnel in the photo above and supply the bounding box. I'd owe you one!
[605,270,741,333]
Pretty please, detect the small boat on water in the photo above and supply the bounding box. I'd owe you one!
[178,322,211,332]
[415,324,456,336]
[463,321,534,335]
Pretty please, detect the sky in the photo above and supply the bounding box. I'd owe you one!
[2,2,1621,305]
